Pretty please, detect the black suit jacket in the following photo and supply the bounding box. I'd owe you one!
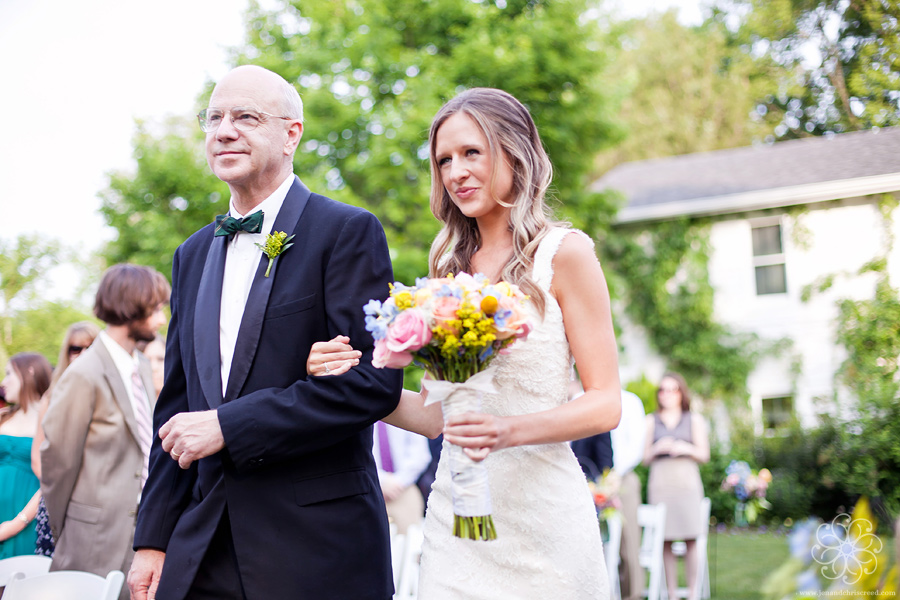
[134,178,403,599]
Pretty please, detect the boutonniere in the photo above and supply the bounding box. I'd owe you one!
[255,231,295,277]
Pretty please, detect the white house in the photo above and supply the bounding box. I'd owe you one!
[592,127,900,434]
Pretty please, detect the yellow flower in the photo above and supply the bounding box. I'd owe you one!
[393,290,414,310]
[480,295,499,314]
[494,282,513,297]
[255,231,295,277]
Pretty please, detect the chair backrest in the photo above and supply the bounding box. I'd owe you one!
[603,513,623,598]
[694,497,712,599]
[395,521,424,599]
[2,569,125,600]
[637,503,667,600]
[0,555,52,586]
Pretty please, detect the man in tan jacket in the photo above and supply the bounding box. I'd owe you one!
[41,263,169,600]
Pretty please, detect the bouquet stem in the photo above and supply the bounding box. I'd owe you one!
[453,515,497,541]
[423,370,498,542]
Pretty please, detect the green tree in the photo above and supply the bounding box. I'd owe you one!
[826,273,900,516]
[100,119,230,279]
[5,302,97,365]
[594,10,772,174]
[102,0,623,284]
[0,235,61,361]
[715,0,900,138]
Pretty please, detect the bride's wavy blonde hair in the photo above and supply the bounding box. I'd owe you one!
[426,88,563,317]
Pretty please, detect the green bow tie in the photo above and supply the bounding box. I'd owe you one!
[214,211,264,239]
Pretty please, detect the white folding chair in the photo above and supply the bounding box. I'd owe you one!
[671,497,711,600]
[603,513,623,599]
[390,530,407,592]
[0,555,52,587]
[395,520,424,599]
[3,569,125,600]
[638,503,668,600]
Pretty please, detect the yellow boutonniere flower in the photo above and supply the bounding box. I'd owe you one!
[255,231,295,277]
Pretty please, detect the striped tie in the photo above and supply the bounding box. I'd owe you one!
[131,366,153,487]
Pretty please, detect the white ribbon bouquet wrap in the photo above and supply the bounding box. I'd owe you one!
[365,272,532,541]
[423,368,498,540]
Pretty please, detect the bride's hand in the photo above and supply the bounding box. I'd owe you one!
[307,335,361,377]
[442,412,511,462]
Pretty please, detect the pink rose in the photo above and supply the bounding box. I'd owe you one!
[495,296,531,340]
[432,296,461,335]
[385,309,432,353]
[373,338,413,369]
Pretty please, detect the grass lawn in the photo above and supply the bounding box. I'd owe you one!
[687,526,897,600]
[707,528,790,600]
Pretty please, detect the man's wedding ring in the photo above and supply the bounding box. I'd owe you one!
[172,452,182,459]
[324,362,331,375]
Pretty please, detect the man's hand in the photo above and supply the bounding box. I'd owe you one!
[159,410,225,469]
[128,549,165,600]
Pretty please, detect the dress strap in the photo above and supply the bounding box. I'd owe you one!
[532,227,594,292]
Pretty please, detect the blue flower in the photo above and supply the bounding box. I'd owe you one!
[796,568,821,593]
[435,284,461,299]
[365,315,388,340]
[789,518,820,562]
[493,307,512,329]
[364,299,383,316]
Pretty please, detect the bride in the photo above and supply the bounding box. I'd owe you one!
[309,87,621,599]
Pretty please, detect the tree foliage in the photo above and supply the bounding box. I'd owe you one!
[5,302,97,366]
[0,235,62,362]
[714,0,900,139]
[593,10,772,174]
[100,119,230,279]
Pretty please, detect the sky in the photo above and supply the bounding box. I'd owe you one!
[1,0,705,284]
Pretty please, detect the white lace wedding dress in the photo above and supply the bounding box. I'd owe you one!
[418,227,609,599]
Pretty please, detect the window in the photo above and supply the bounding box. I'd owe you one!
[751,221,787,295]
[762,396,793,432]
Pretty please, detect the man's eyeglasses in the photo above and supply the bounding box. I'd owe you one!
[197,107,294,133]
[68,345,87,357]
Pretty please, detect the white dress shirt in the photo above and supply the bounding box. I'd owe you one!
[219,173,295,394]
[98,330,149,419]
[611,389,647,475]
[372,422,432,488]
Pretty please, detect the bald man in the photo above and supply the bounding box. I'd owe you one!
[128,65,402,600]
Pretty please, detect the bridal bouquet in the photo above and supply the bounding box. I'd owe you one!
[364,272,532,540]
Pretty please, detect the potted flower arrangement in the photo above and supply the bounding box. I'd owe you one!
[721,460,773,526]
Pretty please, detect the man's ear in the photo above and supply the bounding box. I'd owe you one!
[285,121,303,156]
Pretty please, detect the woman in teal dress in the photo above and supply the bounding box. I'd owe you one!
[0,352,51,558]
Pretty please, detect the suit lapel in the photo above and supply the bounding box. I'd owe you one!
[223,176,312,402]
[195,233,227,409]
[95,341,142,447]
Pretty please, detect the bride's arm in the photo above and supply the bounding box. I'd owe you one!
[383,389,443,440]
[443,233,622,454]
[307,336,443,439]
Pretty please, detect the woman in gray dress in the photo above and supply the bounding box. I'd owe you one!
[643,372,709,600]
